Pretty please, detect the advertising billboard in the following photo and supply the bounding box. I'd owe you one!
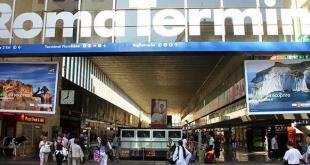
[0,62,59,114]
[245,60,310,114]
[151,99,167,128]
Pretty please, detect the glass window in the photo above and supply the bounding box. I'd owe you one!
[0,0,13,6]
[122,130,134,138]
[187,0,221,9]
[12,29,43,44]
[223,0,256,8]
[15,0,45,13]
[0,38,10,44]
[151,26,185,42]
[137,131,150,138]
[116,0,130,9]
[156,0,184,8]
[47,0,78,12]
[153,131,165,138]
[168,131,181,138]
[81,0,113,11]
[115,26,149,43]
[259,0,294,8]
[22,124,33,145]
[152,9,185,26]
[44,27,77,43]
[188,26,222,41]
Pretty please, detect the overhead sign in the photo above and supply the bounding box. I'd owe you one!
[245,60,310,115]
[0,42,309,55]
[151,99,167,128]
[18,114,45,123]
[0,62,59,114]
[0,0,309,39]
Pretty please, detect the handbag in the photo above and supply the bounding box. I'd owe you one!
[62,147,68,157]
[42,144,51,153]
[93,150,100,162]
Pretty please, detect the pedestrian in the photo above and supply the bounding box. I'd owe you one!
[98,136,112,165]
[264,135,271,161]
[303,134,310,165]
[231,136,237,161]
[208,132,215,151]
[70,138,84,165]
[283,141,302,165]
[182,134,188,148]
[214,138,221,163]
[39,135,53,165]
[54,135,65,165]
[112,133,120,162]
[271,134,279,160]
[172,140,192,165]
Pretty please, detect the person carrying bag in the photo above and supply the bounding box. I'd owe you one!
[173,140,192,165]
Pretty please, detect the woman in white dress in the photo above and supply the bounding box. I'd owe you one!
[173,140,192,165]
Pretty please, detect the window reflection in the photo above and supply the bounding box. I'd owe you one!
[223,0,256,8]
[151,26,185,42]
[187,0,221,9]
[259,0,295,8]
[156,0,184,8]
[115,26,149,43]
[81,0,113,11]
[188,26,222,42]
[12,29,42,44]
[15,0,45,13]
[47,0,78,12]
[44,27,77,43]
[79,28,112,43]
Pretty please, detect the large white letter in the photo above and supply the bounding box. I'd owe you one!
[214,9,263,35]
[153,9,185,37]
[281,9,310,35]
[80,11,92,37]
[46,12,80,37]
[0,3,12,38]
[94,10,125,37]
[13,13,43,39]
[188,9,212,35]
[129,0,157,37]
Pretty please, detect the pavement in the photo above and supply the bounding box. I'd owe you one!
[0,156,283,165]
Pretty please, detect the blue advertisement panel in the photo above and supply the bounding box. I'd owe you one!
[245,60,310,115]
[0,62,59,114]
[0,42,309,55]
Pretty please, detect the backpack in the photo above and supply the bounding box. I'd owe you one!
[169,147,179,165]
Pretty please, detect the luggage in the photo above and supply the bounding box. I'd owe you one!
[205,150,215,163]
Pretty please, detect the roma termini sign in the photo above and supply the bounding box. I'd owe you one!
[0,0,309,39]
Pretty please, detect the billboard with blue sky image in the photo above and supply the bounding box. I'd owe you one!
[245,60,310,114]
[0,62,58,114]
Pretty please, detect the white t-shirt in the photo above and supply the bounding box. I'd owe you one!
[283,148,302,164]
[209,137,214,146]
[182,139,187,148]
[271,137,278,150]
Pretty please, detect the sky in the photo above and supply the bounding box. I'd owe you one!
[0,63,58,96]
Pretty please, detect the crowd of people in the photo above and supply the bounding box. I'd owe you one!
[38,131,121,165]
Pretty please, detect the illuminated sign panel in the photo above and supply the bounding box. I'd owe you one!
[0,0,309,40]
[245,60,310,115]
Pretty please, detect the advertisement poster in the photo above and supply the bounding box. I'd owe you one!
[151,99,167,128]
[245,60,310,114]
[0,62,59,114]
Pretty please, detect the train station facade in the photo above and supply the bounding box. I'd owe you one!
[0,0,309,159]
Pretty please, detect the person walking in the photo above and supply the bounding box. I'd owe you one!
[173,140,192,165]
[303,134,310,165]
[54,135,65,165]
[264,135,271,161]
[39,135,53,165]
[70,139,84,165]
[231,136,238,161]
[271,135,279,160]
[112,133,120,162]
[214,138,221,163]
[98,136,112,165]
[283,141,302,165]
